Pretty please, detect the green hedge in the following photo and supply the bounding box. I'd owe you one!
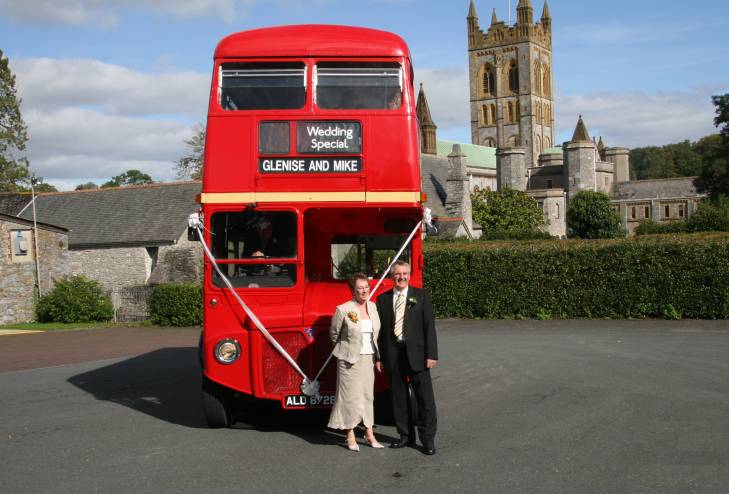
[423,233,729,319]
[635,219,689,235]
[149,283,203,326]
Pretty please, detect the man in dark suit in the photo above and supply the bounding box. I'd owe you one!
[376,260,438,455]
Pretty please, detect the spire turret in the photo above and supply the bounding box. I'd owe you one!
[541,0,551,31]
[467,0,481,48]
[571,115,591,143]
[491,8,498,25]
[516,0,534,36]
[417,83,437,155]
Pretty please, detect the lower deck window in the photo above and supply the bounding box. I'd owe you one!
[331,235,410,280]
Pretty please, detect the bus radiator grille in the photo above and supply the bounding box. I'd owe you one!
[262,332,308,394]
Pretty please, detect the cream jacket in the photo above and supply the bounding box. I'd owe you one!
[330,300,381,364]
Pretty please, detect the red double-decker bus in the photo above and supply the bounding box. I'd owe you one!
[197,25,424,426]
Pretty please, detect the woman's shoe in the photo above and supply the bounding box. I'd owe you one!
[347,438,360,452]
[365,436,385,449]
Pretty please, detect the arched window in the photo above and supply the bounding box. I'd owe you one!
[508,61,519,94]
[507,101,515,123]
[536,134,542,153]
[489,104,496,125]
[481,104,488,125]
[544,136,551,148]
[534,61,542,95]
[482,65,495,96]
[483,137,496,147]
[536,102,542,122]
[508,135,520,147]
[542,67,550,97]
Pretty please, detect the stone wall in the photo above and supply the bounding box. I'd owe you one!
[0,218,73,324]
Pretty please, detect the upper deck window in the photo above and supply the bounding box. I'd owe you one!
[315,62,402,110]
[220,62,306,110]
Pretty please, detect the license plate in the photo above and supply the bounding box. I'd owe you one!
[283,394,335,408]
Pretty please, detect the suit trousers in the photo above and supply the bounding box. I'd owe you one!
[389,342,437,446]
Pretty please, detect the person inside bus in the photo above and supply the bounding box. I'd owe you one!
[327,273,384,452]
[243,217,288,258]
[387,90,402,109]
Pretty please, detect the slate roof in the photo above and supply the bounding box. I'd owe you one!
[0,213,68,233]
[19,181,202,249]
[0,193,33,216]
[420,153,449,218]
[612,177,704,201]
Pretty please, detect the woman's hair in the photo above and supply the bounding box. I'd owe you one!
[348,272,369,293]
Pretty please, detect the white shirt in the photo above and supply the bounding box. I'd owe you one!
[360,319,375,355]
[392,286,409,311]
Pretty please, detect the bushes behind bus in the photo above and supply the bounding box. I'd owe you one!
[149,283,202,327]
[423,233,729,320]
[36,275,114,323]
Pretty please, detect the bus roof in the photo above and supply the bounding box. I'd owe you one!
[214,24,411,59]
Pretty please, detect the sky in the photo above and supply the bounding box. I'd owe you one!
[1,0,728,191]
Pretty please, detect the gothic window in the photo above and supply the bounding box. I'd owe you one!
[544,136,551,148]
[542,67,551,97]
[481,104,488,125]
[483,137,496,147]
[536,102,542,123]
[482,65,495,96]
[508,135,520,147]
[536,135,542,153]
[534,61,542,95]
[508,61,519,94]
[489,104,496,125]
[507,101,515,123]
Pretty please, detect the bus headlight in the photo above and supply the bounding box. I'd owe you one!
[214,338,241,365]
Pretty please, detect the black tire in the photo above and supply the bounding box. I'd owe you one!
[202,375,235,428]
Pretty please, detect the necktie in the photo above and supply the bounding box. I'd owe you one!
[394,292,405,339]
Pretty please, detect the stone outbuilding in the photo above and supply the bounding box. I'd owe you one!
[0,213,70,324]
[18,181,203,292]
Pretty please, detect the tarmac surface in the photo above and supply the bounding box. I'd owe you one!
[1,320,728,493]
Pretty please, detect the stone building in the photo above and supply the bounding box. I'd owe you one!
[417,1,707,238]
[17,181,203,291]
[0,213,71,324]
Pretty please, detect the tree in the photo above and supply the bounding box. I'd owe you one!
[101,169,153,188]
[175,123,205,180]
[75,182,99,190]
[0,49,30,192]
[695,94,729,200]
[566,190,624,239]
[471,187,547,236]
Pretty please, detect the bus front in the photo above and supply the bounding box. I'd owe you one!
[198,25,423,426]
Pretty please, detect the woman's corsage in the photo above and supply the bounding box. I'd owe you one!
[407,296,417,306]
[347,311,359,323]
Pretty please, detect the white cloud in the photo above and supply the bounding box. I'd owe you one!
[555,87,723,148]
[10,56,206,190]
[13,58,209,117]
[414,67,470,130]
[0,0,237,25]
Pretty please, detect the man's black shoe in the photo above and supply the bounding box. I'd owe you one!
[389,437,413,449]
[422,446,436,455]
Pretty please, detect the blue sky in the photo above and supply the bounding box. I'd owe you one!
[1,0,728,190]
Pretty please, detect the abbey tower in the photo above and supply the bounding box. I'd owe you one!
[467,0,554,166]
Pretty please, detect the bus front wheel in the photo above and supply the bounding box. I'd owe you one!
[202,375,235,427]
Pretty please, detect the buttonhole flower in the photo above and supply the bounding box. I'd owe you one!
[347,311,359,323]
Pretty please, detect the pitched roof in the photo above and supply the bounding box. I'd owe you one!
[19,181,201,249]
[420,154,449,218]
[437,139,496,169]
[0,193,33,216]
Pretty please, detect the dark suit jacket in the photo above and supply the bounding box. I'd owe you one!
[376,286,438,373]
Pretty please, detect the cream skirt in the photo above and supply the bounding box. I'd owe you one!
[327,355,375,430]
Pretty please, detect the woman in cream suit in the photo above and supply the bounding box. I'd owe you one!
[328,272,384,451]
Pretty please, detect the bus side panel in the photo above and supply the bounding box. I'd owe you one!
[364,114,421,193]
[203,116,255,193]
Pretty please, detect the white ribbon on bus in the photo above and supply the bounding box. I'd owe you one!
[190,208,432,399]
